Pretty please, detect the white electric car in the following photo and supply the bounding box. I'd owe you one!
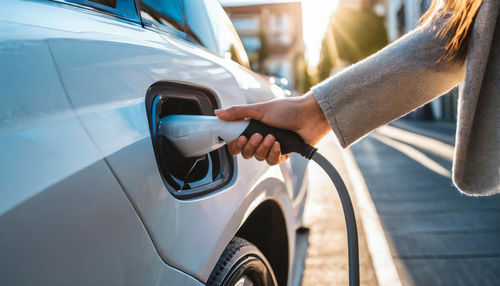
[0,0,309,285]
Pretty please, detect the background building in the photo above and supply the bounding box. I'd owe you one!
[222,0,306,92]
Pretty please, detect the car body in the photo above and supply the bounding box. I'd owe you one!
[0,0,309,285]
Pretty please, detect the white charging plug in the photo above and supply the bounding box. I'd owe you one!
[158,115,250,157]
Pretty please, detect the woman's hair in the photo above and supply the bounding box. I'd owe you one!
[420,0,483,61]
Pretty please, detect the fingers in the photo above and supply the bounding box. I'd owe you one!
[254,134,275,161]
[241,133,263,159]
[228,136,247,156]
[272,152,291,166]
[281,153,291,164]
[214,104,263,121]
[266,142,283,165]
[227,135,290,166]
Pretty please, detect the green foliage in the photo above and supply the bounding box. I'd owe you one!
[318,36,334,81]
[317,6,389,79]
[257,30,268,71]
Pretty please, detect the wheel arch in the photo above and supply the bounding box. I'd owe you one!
[235,199,289,286]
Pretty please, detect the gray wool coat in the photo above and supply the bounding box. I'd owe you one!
[312,0,499,195]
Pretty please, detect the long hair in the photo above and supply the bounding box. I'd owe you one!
[420,0,483,61]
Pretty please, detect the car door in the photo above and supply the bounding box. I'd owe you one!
[0,0,202,285]
[45,0,296,282]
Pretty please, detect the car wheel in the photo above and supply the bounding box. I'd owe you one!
[207,237,278,286]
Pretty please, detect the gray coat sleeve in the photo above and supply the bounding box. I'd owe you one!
[312,23,465,148]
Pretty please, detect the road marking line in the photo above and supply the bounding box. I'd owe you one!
[371,133,451,178]
[377,125,454,160]
[342,149,403,286]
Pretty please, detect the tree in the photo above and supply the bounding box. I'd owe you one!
[302,61,315,92]
[318,36,334,81]
[317,5,389,80]
[257,30,268,72]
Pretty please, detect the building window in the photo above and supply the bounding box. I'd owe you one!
[278,14,290,31]
[278,34,291,45]
[232,18,260,31]
[269,14,278,31]
[241,37,262,52]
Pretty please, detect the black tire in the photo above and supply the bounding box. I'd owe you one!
[207,237,278,286]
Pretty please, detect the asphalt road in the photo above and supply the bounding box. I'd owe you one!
[351,120,500,286]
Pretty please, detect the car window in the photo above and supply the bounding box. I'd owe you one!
[139,0,185,32]
[88,0,116,8]
[184,0,249,68]
[65,0,139,22]
[207,2,249,67]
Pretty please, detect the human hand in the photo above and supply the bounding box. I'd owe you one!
[214,92,331,165]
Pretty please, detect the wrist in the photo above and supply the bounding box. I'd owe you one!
[301,92,331,142]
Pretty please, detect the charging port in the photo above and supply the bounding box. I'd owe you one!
[146,83,233,199]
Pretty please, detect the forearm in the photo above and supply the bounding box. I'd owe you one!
[312,24,465,147]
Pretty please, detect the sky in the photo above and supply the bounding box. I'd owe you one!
[220,0,339,67]
[301,0,339,67]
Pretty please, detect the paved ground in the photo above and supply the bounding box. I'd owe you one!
[298,133,378,286]
[351,119,500,286]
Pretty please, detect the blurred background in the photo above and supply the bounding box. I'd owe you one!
[221,0,457,122]
[220,1,500,285]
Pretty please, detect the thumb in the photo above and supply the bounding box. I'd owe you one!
[214,104,263,121]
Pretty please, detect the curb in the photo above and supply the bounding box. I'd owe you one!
[342,149,403,286]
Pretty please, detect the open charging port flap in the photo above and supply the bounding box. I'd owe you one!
[146,83,233,199]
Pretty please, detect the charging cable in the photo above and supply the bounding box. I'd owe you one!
[241,119,360,286]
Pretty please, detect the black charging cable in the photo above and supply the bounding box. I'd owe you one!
[242,119,360,286]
